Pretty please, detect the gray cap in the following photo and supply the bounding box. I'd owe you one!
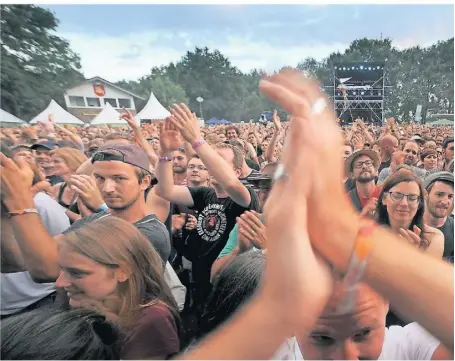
[424,171,454,190]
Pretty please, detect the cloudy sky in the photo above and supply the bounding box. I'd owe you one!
[46,4,454,82]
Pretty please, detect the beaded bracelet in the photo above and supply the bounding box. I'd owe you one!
[192,139,206,150]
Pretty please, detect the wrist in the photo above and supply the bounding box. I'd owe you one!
[3,191,35,211]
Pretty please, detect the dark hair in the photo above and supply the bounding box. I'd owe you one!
[198,251,264,337]
[134,166,151,185]
[443,136,454,149]
[225,126,240,137]
[1,308,120,359]
[427,179,454,194]
[375,172,429,249]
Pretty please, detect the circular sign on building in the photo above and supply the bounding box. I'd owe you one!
[93,83,106,97]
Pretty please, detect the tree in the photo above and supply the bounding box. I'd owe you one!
[1,5,84,121]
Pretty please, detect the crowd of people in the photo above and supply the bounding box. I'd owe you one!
[0,70,453,360]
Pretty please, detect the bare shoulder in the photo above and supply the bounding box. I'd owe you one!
[423,225,444,258]
[423,225,444,239]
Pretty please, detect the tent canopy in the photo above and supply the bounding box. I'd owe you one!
[429,118,453,126]
[30,99,84,125]
[90,103,125,126]
[1,109,26,125]
[136,93,170,122]
[207,118,231,125]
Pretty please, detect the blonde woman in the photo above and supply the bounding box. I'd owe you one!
[50,147,88,222]
[56,216,180,359]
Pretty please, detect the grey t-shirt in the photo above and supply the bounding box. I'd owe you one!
[35,192,71,236]
[62,212,171,264]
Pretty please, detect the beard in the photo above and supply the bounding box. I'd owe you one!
[404,157,415,166]
[106,192,141,212]
[356,172,375,183]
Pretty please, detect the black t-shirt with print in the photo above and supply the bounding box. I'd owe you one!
[186,186,260,264]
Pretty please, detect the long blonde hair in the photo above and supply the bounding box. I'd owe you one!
[51,147,88,172]
[60,216,179,325]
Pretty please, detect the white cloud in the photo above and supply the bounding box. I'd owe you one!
[61,30,349,82]
[60,22,452,83]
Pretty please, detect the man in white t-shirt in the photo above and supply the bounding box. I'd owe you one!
[287,283,449,360]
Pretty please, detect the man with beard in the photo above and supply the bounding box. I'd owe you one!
[378,135,399,174]
[172,147,188,185]
[424,172,454,260]
[30,141,63,186]
[345,150,381,217]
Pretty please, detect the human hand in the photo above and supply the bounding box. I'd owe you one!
[31,180,53,196]
[68,174,105,211]
[169,104,202,144]
[360,197,378,218]
[119,107,140,130]
[237,211,266,249]
[185,214,198,231]
[0,153,35,210]
[259,69,354,272]
[159,117,184,153]
[272,109,282,132]
[352,133,365,150]
[398,225,421,248]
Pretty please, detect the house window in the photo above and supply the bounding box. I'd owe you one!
[86,97,101,107]
[104,98,118,108]
[118,98,132,109]
[68,96,85,107]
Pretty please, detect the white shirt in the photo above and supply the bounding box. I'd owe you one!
[1,192,70,315]
[272,323,440,360]
[164,262,186,312]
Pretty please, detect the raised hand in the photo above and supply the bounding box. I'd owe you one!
[172,213,187,232]
[398,225,422,248]
[159,117,184,153]
[119,107,139,130]
[169,104,202,144]
[272,109,282,132]
[0,153,35,211]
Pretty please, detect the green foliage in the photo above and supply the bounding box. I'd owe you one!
[1,5,453,124]
[1,5,84,121]
[119,39,453,123]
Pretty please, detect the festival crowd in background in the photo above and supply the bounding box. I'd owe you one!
[0,71,453,360]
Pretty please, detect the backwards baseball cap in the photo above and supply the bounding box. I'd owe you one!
[424,171,454,190]
[30,140,59,150]
[91,144,151,173]
[345,149,380,174]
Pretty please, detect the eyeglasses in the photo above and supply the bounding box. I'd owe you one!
[188,164,208,171]
[354,160,373,169]
[388,191,420,204]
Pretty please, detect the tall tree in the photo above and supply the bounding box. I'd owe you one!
[1,5,84,120]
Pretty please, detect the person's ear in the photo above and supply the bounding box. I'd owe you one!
[381,194,387,206]
[115,266,131,283]
[140,174,151,191]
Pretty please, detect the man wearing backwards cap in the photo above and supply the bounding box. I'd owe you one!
[424,171,454,260]
[345,149,382,218]
[60,143,170,263]
[0,143,171,286]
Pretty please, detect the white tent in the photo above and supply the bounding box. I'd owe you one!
[90,103,125,126]
[136,92,170,122]
[30,99,84,125]
[1,109,26,126]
